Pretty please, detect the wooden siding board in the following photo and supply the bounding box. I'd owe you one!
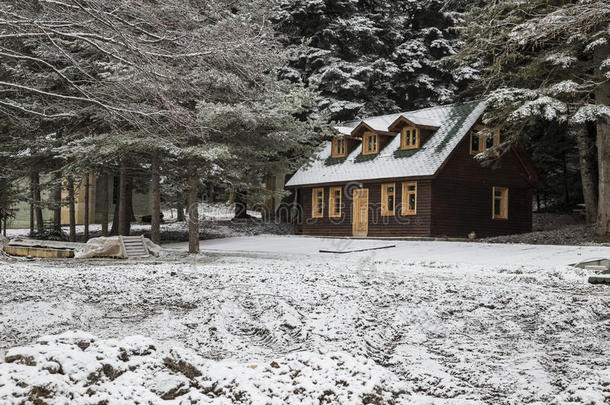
[299,180,432,237]
[431,135,533,237]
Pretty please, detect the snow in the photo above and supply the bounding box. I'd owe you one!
[545,53,577,69]
[164,235,610,268]
[508,96,567,122]
[1,237,609,403]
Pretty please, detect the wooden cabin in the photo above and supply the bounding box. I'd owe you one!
[285,101,538,238]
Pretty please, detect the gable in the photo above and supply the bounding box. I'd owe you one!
[286,101,486,187]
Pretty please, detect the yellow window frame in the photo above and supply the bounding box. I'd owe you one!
[329,186,342,218]
[331,137,346,158]
[400,127,419,150]
[381,183,396,216]
[470,125,500,155]
[363,132,379,155]
[312,187,324,218]
[401,182,417,215]
[492,186,509,220]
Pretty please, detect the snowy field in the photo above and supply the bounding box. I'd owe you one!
[1,237,609,403]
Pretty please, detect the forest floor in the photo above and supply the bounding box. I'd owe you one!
[482,213,600,246]
[1,238,609,404]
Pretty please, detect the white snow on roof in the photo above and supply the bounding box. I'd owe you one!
[287,101,486,187]
[333,126,353,135]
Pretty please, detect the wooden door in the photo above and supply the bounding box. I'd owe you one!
[352,188,369,237]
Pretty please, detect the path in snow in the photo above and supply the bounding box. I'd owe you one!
[1,239,609,403]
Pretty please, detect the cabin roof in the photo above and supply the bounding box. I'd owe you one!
[286,101,486,187]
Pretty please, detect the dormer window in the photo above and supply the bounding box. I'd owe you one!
[363,132,378,155]
[331,137,346,157]
[400,127,419,150]
[470,125,500,155]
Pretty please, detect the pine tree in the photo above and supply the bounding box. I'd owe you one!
[275,0,470,121]
[455,0,610,238]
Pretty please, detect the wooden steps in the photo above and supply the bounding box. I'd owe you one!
[119,236,150,258]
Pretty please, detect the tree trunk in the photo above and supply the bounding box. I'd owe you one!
[53,171,62,231]
[208,184,215,203]
[100,174,110,236]
[110,175,119,235]
[118,158,128,236]
[151,151,161,244]
[188,158,199,253]
[594,43,610,240]
[234,188,248,219]
[29,171,34,236]
[176,191,185,221]
[68,176,76,242]
[32,170,43,232]
[126,175,135,231]
[84,174,90,240]
[562,152,569,209]
[576,124,598,224]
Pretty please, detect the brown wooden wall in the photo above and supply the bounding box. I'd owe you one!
[431,135,533,237]
[298,179,432,237]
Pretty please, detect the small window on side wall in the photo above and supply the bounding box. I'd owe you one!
[400,127,419,150]
[329,187,342,218]
[312,187,324,218]
[492,186,508,220]
[381,183,395,216]
[470,125,500,155]
[401,182,417,215]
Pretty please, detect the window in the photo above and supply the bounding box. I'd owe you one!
[400,127,419,150]
[312,187,324,218]
[470,125,500,155]
[332,137,346,157]
[401,182,417,215]
[363,132,379,155]
[492,187,508,220]
[381,183,396,216]
[329,187,342,217]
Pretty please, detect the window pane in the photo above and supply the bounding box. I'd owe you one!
[494,199,501,215]
[388,187,394,193]
[388,195,394,211]
[335,199,340,213]
[486,135,493,149]
[409,194,415,210]
[471,134,479,151]
[408,185,415,191]
[494,190,502,197]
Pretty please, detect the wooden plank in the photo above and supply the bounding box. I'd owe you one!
[319,244,396,254]
[4,245,74,258]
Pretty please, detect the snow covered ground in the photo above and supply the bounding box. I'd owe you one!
[1,237,609,403]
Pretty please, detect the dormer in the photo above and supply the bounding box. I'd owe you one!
[400,126,419,150]
[362,132,378,155]
[350,122,396,155]
[330,127,361,158]
[331,137,347,158]
[469,124,500,156]
[388,115,439,151]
